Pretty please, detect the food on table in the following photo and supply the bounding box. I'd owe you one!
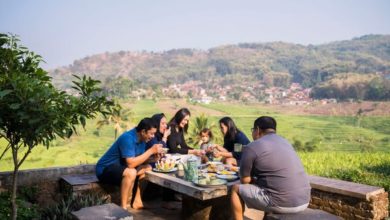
[156,158,176,171]
[217,170,236,175]
[229,166,239,172]
[207,163,218,172]
[196,176,226,186]
[199,172,217,178]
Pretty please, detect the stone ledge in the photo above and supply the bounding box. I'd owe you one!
[264,208,342,220]
[0,164,96,187]
[71,203,133,220]
[309,175,384,200]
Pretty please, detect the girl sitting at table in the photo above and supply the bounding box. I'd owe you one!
[198,128,214,162]
[213,117,250,166]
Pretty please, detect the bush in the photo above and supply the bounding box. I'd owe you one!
[293,138,321,152]
[41,191,109,220]
[0,191,40,220]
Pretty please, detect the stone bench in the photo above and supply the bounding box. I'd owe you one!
[60,174,120,204]
[60,174,101,195]
[309,175,388,220]
[71,203,133,220]
[264,208,341,220]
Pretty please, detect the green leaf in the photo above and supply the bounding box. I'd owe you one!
[0,90,12,98]
[80,116,86,128]
[10,103,21,109]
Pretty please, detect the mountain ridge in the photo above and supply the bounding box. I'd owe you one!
[50,34,390,100]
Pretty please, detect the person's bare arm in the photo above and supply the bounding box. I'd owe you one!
[240,176,251,184]
[214,150,233,158]
[125,144,162,168]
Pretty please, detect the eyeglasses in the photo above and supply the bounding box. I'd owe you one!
[251,127,255,132]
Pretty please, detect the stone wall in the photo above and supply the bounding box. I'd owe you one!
[0,165,96,207]
[0,164,95,188]
[309,176,389,220]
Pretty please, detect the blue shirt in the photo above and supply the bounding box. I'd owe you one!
[96,128,145,177]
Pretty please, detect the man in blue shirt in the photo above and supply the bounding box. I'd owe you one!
[96,118,163,210]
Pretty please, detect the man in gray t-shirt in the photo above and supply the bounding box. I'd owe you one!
[231,116,311,220]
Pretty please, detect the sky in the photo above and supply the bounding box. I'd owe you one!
[1,0,390,69]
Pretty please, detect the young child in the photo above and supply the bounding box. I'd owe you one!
[199,128,214,162]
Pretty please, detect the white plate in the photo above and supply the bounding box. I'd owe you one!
[216,174,239,181]
[217,170,236,175]
[207,161,223,165]
[152,167,178,173]
[193,179,227,188]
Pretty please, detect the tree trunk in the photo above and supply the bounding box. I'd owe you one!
[11,144,19,220]
[11,166,18,220]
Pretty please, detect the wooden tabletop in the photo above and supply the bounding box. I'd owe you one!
[145,170,239,201]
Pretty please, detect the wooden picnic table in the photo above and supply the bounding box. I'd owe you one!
[145,169,239,220]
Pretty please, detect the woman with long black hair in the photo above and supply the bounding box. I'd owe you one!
[146,113,171,150]
[213,116,250,165]
[167,108,203,156]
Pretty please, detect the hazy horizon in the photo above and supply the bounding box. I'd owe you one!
[1,0,390,69]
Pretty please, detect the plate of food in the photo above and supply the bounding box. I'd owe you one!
[152,167,178,173]
[216,174,239,181]
[217,170,236,175]
[199,172,217,178]
[193,177,227,188]
[154,158,176,172]
[207,162,224,173]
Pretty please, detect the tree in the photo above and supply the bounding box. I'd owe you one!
[186,114,223,147]
[0,33,114,220]
[96,102,133,140]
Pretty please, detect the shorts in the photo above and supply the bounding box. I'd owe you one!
[238,184,309,213]
[97,163,127,186]
[239,184,271,210]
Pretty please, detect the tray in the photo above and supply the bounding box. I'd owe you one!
[152,167,177,173]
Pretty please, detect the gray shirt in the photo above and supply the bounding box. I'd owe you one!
[240,133,311,207]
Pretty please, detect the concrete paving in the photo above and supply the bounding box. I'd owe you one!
[126,197,264,220]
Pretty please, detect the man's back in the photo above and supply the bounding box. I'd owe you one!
[241,133,311,207]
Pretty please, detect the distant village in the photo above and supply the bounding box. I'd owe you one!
[128,81,337,105]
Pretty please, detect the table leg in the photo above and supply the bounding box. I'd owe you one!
[182,194,233,220]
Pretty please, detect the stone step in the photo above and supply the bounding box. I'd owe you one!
[60,174,121,204]
[264,208,342,220]
[71,203,133,220]
[60,174,100,195]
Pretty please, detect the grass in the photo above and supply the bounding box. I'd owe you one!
[299,152,390,193]
[200,102,390,151]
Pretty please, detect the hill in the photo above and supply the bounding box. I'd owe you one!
[50,35,390,101]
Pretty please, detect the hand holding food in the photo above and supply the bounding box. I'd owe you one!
[151,144,163,154]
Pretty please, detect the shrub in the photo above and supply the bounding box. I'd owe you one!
[41,191,109,220]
